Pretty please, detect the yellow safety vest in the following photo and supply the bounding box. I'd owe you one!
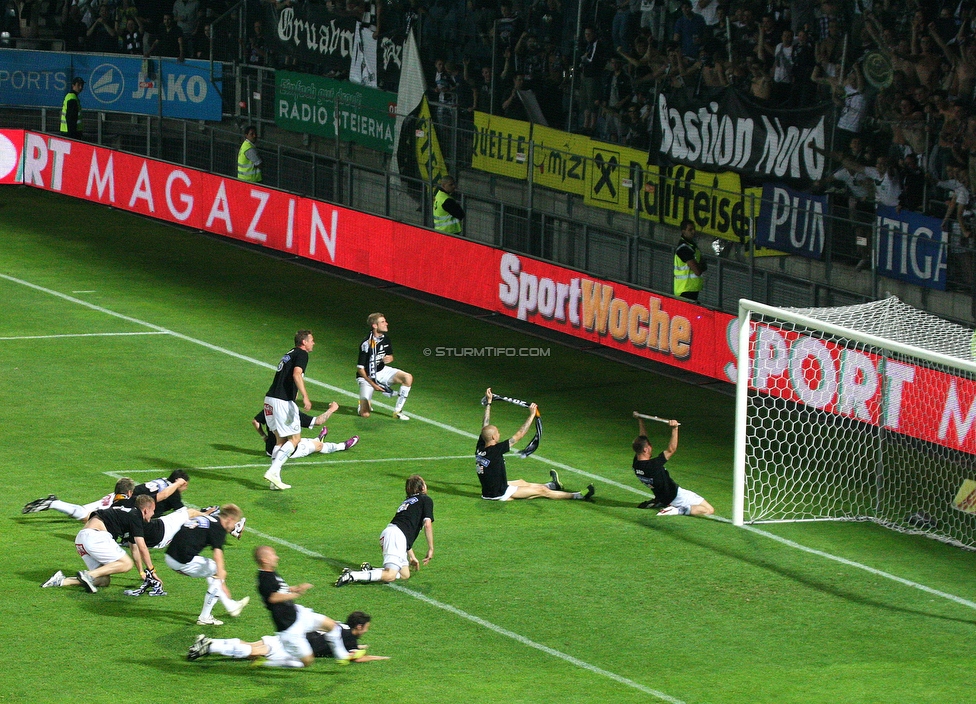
[673,239,703,297]
[433,189,461,233]
[237,139,261,182]
[60,92,79,135]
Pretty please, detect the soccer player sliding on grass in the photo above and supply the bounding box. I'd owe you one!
[632,412,714,516]
[476,388,594,502]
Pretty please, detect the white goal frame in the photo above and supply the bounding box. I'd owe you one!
[733,298,976,536]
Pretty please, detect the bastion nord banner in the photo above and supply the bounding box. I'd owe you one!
[275,71,397,153]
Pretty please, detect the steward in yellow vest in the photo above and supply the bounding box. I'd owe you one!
[60,77,85,139]
[237,126,262,182]
[433,176,464,234]
[673,219,706,301]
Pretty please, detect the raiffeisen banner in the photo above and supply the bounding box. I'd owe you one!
[0,49,222,121]
[18,131,741,383]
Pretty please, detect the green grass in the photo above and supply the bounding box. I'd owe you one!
[2,186,976,703]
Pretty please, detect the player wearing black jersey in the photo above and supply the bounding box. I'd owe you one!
[335,474,434,586]
[187,611,389,666]
[255,545,360,667]
[632,414,714,516]
[24,471,188,520]
[123,505,216,595]
[42,495,158,593]
[263,330,316,490]
[356,313,414,421]
[164,504,250,626]
[476,389,595,502]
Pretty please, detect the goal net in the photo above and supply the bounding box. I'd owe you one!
[732,297,976,548]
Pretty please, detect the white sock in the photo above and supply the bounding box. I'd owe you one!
[207,576,235,609]
[264,658,305,668]
[210,638,252,658]
[290,439,316,459]
[319,442,344,454]
[394,385,411,413]
[269,441,295,474]
[326,625,350,659]
[199,578,221,619]
[50,500,89,520]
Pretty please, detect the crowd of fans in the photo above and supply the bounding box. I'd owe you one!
[3,0,973,283]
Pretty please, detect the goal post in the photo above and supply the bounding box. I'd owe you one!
[733,297,976,548]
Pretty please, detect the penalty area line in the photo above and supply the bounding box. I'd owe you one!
[244,525,685,703]
[0,331,171,341]
[99,455,473,478]
[9,272,976,616]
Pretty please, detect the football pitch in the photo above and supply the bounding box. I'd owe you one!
[2,187,975,704]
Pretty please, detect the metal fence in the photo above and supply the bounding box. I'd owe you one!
[4,62,974,327]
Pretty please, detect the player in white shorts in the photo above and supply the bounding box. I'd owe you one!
[186,611,388,666]
[356,313,414,421]
[631,414,714,516]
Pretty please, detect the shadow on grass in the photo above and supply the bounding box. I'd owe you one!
[212,444,269,457]
[133,455,269,491]
[613,512,976,626]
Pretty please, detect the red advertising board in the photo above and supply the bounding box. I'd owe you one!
[17,132,741,383]
[0,130,24,184]
[751,324,976,455]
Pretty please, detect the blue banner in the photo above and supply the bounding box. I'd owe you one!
[0,49,222,121]
[755,182,827,259]
[875,205,947,291]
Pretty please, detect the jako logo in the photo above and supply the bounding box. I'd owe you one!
[89,64,124,105]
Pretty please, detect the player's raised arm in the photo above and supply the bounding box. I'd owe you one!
[509,403,538,445]
[483,388,493,427]
[634,411,647,437]
[663,419,680,460]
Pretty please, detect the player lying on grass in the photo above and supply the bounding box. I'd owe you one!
[476,388,594,502]
[253,401,357,459]
[24,471,189,520]
[335,474,433,587]
[255,545,360,666]
[42,495,158,593]
[632,413,714,516]
[187,611,389,666]
[252,402,338,456]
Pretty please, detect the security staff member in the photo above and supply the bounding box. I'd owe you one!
[432,176,464,234]
[673,219,706,301]
[60,77,85,139]
[238,126,262,182]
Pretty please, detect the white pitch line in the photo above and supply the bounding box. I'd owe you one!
[0,331,170,341]
[244,524,684,703]
[8,272,976,613]
[100,455,472,478]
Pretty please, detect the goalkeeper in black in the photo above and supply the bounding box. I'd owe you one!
[632,413,714,516]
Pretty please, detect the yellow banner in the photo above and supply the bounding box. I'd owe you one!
[471,112,529,180]
[417,97,448,183]
[468,116,784,253]
[953,479,976,514]
[532,125,590,196]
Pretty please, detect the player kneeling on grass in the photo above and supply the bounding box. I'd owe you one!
[42,495,158,593]
[187,611,389,666]
[164,504,250,626]
[632,413,714,516]
[255,545,362,667]
[335,474,433,587]
[476,388,594,502]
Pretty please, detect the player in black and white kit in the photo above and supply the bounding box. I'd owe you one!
[165,504,250,625]
[41,494,158,593]
[476,388,594,502]
[187,611,389,666]
[254,544,360,667]
[24,471,189,520]
[357,313,413,421]
[263,330,316,490]
[631,413,714,516]
[253,399,359,464]
[253,403,336,456]
[334,474,434,586]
